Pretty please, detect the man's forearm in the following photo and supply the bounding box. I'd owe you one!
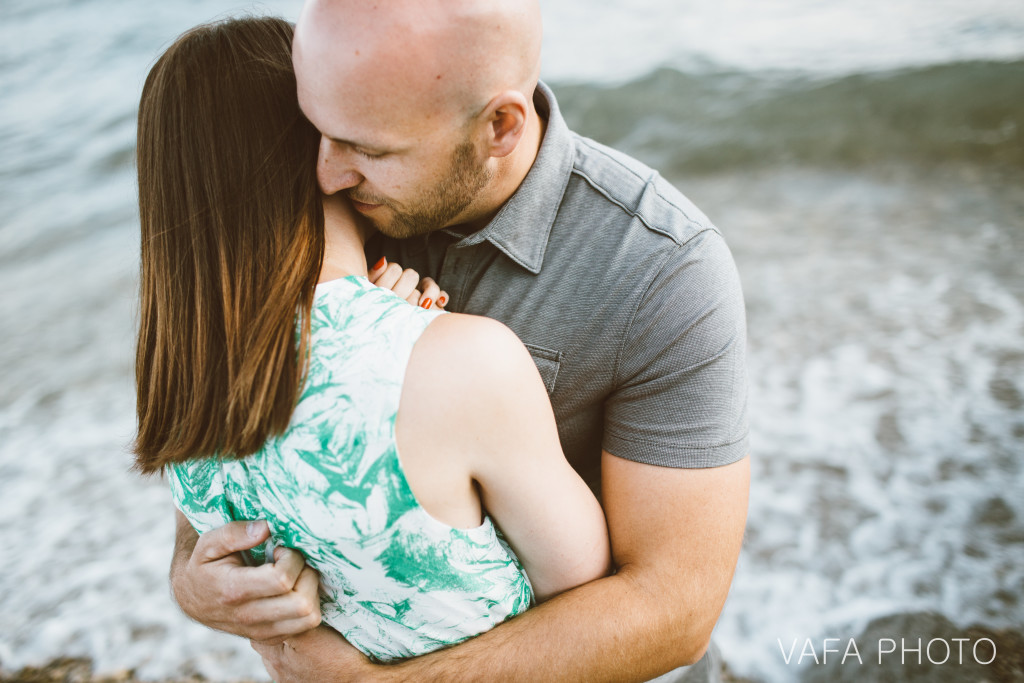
[369,454,750,683]
[170,511,199,600]
[259,457,748,682]
[379,568,710,683]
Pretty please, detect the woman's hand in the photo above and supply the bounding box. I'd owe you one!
[368,257,448,310]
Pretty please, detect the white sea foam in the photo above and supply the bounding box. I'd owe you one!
[0,382,268,679]
[693,167,1024,681]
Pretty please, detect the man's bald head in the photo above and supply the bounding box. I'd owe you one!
[294,0,542,130]
[293,0,545,237]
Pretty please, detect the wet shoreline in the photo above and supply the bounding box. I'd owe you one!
[3,614,1021,682]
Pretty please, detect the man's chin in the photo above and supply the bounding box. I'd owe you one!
[374,223,425,240]
[365,215,411,240]
[349,203,402,236]
[370,213,442,240]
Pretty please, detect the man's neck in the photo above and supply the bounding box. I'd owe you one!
[450,96,548,235]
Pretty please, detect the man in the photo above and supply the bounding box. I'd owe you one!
[169,1,750,681]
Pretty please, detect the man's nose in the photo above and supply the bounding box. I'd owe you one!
[317,137,362,195]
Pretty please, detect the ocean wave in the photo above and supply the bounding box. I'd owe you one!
[554,60,1024,172]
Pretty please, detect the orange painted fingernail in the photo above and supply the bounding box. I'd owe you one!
[438,296,447,306]
[373,256,386,271]
[420,298,433,309]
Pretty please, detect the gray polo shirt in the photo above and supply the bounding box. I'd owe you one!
[375,82,748,485]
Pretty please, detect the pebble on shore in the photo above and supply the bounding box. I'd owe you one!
[0,658,255,683]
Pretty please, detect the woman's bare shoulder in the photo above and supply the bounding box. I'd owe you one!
[407,317,536,405]
[416,312,529,370]
[395,313,544,527]
[401,312,543,445]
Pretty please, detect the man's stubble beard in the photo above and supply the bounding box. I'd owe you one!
[359,138,492,240]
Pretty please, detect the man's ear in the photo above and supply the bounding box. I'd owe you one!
[479,90,530,158]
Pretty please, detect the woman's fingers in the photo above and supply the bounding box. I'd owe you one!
[367,258,447,308]
[417,278,450,309]
[375,263,421,301]
[372,262,404,291]
[416,278,448,309]
[418,278,441,309]
[367,256,388,284]
[395,269,421,302]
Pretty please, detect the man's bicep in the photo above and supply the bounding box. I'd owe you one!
[173,510,199,563]
[601,450,749,643]
[605,231,748,468]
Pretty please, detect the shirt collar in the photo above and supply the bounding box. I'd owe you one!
[448,81,574,275]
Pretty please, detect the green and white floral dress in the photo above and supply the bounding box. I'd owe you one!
[167,275,533,661]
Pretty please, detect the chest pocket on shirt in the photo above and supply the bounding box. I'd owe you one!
[524,344,561,395]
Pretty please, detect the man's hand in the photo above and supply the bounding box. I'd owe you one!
[368,257,448,309]
[170,511,322,643]
[252,625,375,683]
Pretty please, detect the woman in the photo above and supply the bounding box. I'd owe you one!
[133,16,610,662]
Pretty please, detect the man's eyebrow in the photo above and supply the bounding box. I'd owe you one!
[326,135,391,153]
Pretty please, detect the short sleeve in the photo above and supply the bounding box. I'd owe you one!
[603,229,749,468]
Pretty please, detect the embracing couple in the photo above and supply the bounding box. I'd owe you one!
[132,1,750,681]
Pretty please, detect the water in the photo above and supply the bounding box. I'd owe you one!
[1,1,1023,681]
[679,164,1024,680]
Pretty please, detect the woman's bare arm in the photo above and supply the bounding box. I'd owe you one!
[397,313,612,600]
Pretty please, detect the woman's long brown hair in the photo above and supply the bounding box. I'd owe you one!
[134,17,324,474]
